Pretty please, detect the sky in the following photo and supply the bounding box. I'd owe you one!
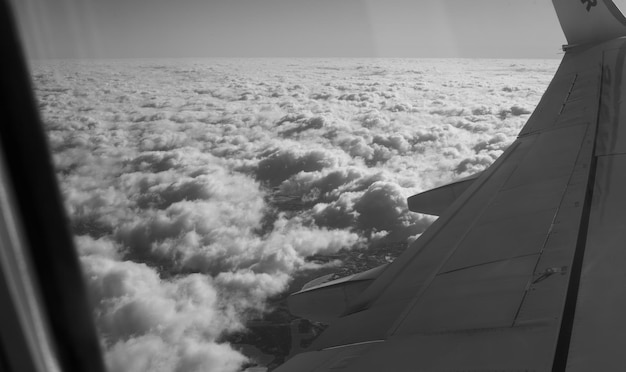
[11,0,624,60]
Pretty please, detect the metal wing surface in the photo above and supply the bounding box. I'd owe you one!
[276,0,626,370]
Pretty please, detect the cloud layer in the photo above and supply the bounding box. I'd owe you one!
[32,58,557,371]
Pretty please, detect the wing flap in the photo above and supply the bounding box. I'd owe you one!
[288,265,388,323]
[393,255,538,335]
[281,325,558,372]
[439,208,556,273]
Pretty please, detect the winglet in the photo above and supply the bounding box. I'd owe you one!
[553,0,626,46]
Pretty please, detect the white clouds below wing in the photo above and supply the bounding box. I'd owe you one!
[32,58,557,371]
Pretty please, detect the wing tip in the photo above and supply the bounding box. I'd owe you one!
[553,0,626,46]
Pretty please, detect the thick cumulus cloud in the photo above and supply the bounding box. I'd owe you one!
[77,236,248,372]
[255,146,343,187]
[32,58,557,371]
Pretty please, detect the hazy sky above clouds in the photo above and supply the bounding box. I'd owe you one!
[10,0,626,59]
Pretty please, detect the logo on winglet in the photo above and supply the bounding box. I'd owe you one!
[581,0,598,12]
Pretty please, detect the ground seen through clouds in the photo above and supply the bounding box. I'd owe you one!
[31,58,558,372]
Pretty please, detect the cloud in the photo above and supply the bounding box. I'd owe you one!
[473,133,512,154]
[455,154,497,175]
[107,336,246,372]
[256,147,341,187]
[358,111,389,128]
[372,134,410,153]
[354,182,407,232]
[312,194,359,229]
[498,105,532,119]
[78,236,247,372]
[352,181,431,240]
[276,114,328,137]
[32,57,557,371]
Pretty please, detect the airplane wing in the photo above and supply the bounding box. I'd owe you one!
[276,1,626,371]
